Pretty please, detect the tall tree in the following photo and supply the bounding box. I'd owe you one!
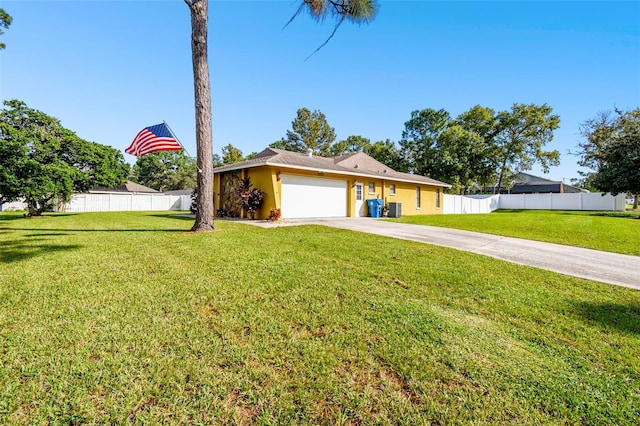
[399,108,451,176]
[450,105,500,192]
[330,135,370,156]
[131,151,196,192]
[435,125,497,194]
[364,139,406,172]
[0,8,11,49]
[270,108,337,156]
[184,0,214,232]
[493,103,560,192]
[184,0,378,231]
[221,143,244,165]
[0,100,129,215]
[587,109,640,209]
[573,111,616,190]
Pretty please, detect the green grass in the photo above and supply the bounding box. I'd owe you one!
[389,209,640,256]
[1,211,639,424]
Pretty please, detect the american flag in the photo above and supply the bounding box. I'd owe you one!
[125,123,183,157]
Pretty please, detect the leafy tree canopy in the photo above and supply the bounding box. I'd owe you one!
[0,8,11,49]
[270,108,337,156]
[330,135,371,156]
[363,139,407,172]
[131,151,196,192]
[572,111,617,191]
[397,104,560,194]
[399,108,451,176]
[588,109,640,207]
[221,143,244,165]
[0,100,129,215]
[493,103,560,190]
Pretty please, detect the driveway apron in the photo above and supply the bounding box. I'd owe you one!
[255,218,640,290]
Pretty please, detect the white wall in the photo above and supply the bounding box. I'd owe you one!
[443,194,499,214]
[1,193,192,213]
[58,193,187,213]
[444,193,626,214]
[0,200,27,211]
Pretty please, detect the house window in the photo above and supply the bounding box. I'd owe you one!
[355,184,363,201]
[390,184,396,196]
[436,188,440,209]
[368,182,375,194]
[416,187,421,209]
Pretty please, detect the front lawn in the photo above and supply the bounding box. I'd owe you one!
[390,209,640,256]
[1,211,639,424]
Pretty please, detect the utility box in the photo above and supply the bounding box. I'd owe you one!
[388,202,402,218]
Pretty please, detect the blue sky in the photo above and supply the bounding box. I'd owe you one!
[1,0,639,183]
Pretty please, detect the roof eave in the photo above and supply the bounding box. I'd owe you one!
[213,161,451,188]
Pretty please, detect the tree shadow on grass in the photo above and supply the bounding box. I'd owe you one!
[573,301,640,335]
[585,211,640,220]
[0,239,82,263]
[148,213,195,221]
[0,228,187,233]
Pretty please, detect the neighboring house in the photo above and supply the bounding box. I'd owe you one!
[213,148,451,219]
[510,173,586,194]
[481,173,587,194]
[89,180,159,194]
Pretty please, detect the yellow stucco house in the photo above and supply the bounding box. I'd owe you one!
[213,148,451,219]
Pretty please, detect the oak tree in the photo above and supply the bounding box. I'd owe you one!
[131,151,196,192]
[493,104,560,192]
[588,109,640,208]
[0,100,129,215]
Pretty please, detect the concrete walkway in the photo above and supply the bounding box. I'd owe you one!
[245,217,640,290]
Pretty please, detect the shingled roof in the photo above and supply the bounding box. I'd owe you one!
[213,148,451,188]
[89,180,159,193]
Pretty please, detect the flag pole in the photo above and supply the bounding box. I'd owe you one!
[163,120,193,158]
[163,120,202,174]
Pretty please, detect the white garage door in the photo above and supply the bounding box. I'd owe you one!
[280,174,347,219]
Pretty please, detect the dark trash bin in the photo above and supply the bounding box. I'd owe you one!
[388,202,402,218]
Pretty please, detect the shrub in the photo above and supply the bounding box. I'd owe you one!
[235,178,266,219]
[268,208,281,221]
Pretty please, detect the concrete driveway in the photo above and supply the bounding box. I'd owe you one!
[247,217,640,290]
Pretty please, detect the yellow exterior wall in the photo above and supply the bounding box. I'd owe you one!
[214,166,444,219]
[213,173,221,213]
[378,181,442,215]
[359,179,442,216]
[246,167,278,219]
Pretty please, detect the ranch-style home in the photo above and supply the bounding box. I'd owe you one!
[213,148,451,220]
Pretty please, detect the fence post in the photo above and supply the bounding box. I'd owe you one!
[579,193,583,210]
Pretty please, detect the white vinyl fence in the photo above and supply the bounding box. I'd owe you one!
[443,194,500,214]
[0,200,27,211]
[444,192,626,214]
[56,193,192,213]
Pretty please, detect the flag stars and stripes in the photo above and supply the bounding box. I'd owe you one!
[125,122,183,157]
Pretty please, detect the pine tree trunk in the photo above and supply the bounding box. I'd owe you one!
[187,0,214,232]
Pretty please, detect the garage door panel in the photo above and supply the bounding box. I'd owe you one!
[281,175,347,218]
